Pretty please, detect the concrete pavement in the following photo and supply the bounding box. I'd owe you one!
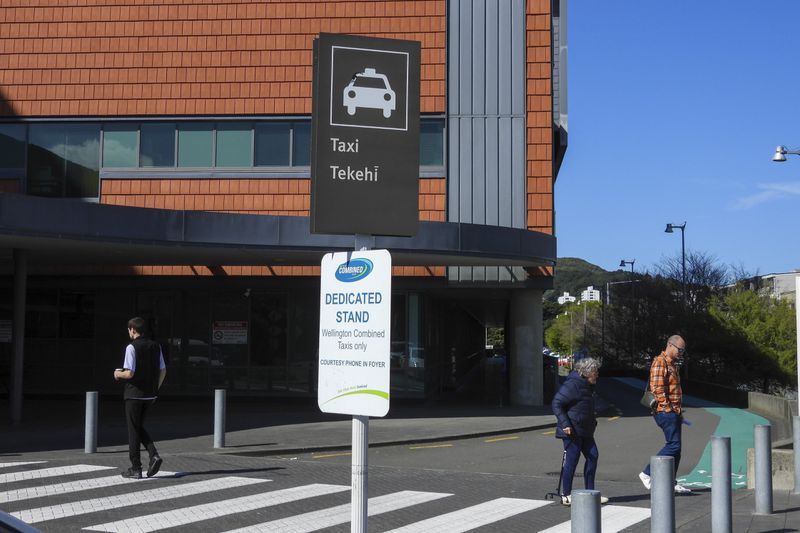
[1,381,799,532]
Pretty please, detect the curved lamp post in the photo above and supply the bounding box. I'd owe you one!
[772,145,800,162]
[665,223,687,307]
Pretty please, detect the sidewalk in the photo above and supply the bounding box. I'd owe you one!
[2,395,800,532]
[0,397,556,460]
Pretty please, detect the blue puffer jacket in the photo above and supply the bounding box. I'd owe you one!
[551,370,597,439]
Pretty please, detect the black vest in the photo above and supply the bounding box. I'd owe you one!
[124,337,162,399]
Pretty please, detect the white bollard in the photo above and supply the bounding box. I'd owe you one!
[651,455,675,533]
[712,436,732,532]
[214,389,226,449]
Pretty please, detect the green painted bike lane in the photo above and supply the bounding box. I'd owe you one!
[615,378,769,490]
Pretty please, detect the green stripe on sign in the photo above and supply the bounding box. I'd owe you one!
[324,389,389,405]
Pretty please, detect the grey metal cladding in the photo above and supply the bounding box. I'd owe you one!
[448,0,525,228]
[448,0,528,283]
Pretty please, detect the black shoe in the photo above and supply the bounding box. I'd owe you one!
[121,467,142,479]
[147,455,163,478]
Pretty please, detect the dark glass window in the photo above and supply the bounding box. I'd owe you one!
[178,123,213,167]
[250,292,288,366]
[59,291,95,339]
[103,124,138,168]
[0,124,26,170]
[292,122,311,166]
[254,122,290,166]
[140,123,175,167]
[27,123,100,198]
[25,289,59,338]
[216,123,252,167]
[420,120,444,166]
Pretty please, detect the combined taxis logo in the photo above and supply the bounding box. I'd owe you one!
[335,258,373,282]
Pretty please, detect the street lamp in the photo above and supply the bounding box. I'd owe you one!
[665,222,687,307]
[619,259,635,273]
[772,145,800,162]
[619,259,636,364]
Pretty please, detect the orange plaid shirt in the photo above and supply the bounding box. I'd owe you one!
[649,351,682,414]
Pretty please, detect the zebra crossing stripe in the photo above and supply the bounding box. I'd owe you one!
[0,464,114,484]
[0,471,178,504]
[0,462,48,469]
[83,483,350,532]
[537,505,651,533]
[383,497,551,533]
[221,489,453,533]
[13,476,267,524]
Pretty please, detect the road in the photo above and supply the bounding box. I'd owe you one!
[0,378,762,532]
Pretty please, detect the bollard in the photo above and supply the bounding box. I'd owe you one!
[793,416,800,495]
[754,424,773,514]
[651,455,675,533]
[712,436,732,533]
[84,391,98,454]
[214,389,226,449]
[570,490,600,533]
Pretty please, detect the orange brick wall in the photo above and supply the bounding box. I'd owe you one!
[525,0,553,237]
[96,176,446,277]
[0,179,21,193]
[0,0,446,117]
[100,177,445,221]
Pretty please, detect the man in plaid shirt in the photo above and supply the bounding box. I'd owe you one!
[638,335,691,494]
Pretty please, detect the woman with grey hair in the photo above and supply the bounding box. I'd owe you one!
[551,357,608,506]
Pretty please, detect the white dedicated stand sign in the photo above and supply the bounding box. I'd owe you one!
[318,249,391,417]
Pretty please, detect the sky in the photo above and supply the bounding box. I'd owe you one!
[555,1,800,277]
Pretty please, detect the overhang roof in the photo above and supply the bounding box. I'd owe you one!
[0,193,556,268]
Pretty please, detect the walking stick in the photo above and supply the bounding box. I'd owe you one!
[546,448,567,499]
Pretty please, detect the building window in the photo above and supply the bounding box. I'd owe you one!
[420,119,444,167]
[0,124,26,171]
[178,122,213,167]
[12,117,443,192]
[216,123,253,167]
[102,124,138,168]
[140,123,175,167]
[27,123,100,198]
[255,122,291,166]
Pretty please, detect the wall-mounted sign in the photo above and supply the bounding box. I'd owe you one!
[212,321,248,345]
[318,249,391,417]
[311,33,420,237]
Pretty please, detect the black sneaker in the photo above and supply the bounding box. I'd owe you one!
[147,455,163,478]
[121,467,142,479]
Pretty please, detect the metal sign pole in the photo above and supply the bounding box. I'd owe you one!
[351,233,372,533]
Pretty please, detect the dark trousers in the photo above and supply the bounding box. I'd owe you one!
[643,411,682,477]
[124,399,158,469]
[560,436,599,496]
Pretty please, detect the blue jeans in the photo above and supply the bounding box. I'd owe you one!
[643,412,682,477]
[560,437,599,496]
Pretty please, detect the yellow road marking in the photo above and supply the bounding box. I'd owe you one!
[607,416,620,422]
[542,430,556,436]
[409,444,454,450]
[313,452,352,459]
[484,436,520,443]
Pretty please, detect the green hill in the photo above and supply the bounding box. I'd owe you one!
[544,257,629,303]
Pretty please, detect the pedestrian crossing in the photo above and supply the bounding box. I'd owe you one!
[0,461,652,532]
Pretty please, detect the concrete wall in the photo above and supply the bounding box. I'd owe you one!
[509,288,544,406]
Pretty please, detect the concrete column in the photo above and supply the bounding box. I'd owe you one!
[214,389,226,449]
[509,288,543,406]
[754,424,773,514]
[85,391,99,454]
[570,490,600,533]
[10,249,28,425]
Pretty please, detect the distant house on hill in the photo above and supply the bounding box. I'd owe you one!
[735,271,799,301]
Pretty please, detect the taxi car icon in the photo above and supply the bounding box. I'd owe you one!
[343,68,396,118]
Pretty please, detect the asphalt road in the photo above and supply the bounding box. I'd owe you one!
[0,378,752,532]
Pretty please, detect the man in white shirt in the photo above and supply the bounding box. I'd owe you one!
[113,317,167,479]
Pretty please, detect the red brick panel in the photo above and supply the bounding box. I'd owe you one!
[0,0,446,117]
[525,0,553,239]
[0,179,21,193]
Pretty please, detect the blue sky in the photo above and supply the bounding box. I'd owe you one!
[555,1,800,276]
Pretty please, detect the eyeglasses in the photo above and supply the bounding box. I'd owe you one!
[669,342,686,355]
